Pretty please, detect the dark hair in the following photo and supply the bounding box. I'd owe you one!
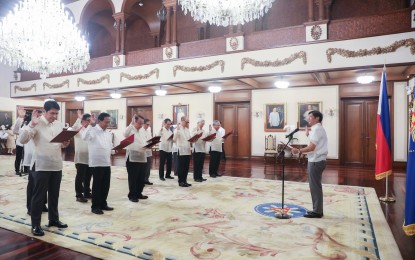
[98,112,110,122]
[82,113,91,121]
[308,110,323,122]
[164,118,171,124]
[144,118,150,124]
[44,100,60,112]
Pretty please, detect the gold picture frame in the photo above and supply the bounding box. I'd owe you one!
[298,102,322,129]
[172,104,189,125]
[264,103,286,132]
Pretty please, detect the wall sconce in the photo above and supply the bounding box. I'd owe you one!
[158,113,165,119]
[197,112,205,119]
[253,111,263,118]
[325,107,335,117]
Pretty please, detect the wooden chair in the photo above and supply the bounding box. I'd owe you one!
[264,134,277,162]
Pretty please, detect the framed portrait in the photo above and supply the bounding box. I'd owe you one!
[172,104,189,125]
[264,103,286,132]
[298,102,322,129]
[106,109,118,129]
[0,111,13,128]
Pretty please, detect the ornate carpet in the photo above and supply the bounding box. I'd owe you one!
[0,156,401,259]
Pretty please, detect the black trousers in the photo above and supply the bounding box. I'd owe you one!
[221,143,226,160]
[145,156,152,182]
[173,152,178,175]
[75,163,92,197]
[209,150,222,176]
[26,170,47,214]
[31,170,62,227]
[193,152,205,180]
[15,145,24,173]
[91,167,111,210]
[159,150,172,178]
[177,153,190,184]
[126,158,146,200]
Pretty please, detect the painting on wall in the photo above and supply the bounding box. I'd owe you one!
[106,109,118,129]
[264,103,286,132]
[298,102,322,129]
[0,111,13,128]
[172,104,189,125]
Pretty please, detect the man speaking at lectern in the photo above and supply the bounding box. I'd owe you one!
[292,110,328,218]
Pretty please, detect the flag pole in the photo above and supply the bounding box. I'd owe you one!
[379,173,395,202]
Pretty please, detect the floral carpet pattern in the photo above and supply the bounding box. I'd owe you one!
[0,156,401,259]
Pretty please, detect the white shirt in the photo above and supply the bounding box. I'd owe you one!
[209,128,223,152]
[308,123,328,162]
[13,117,24,147]
[23,140,35,166]
[124,124,147,163]
[191,127,206,153]
[218,127,225,143]
[159,127,173,153]
[82,124,113,167]
[173,126,191,156]
[19,116,64,171]
[269,111,280,126]
[139,127,153,157]
[72,118,89,165]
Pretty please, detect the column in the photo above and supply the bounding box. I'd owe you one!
[165,6,171,45]
[308,0,314,22]
[318,0,324,20]
[172,5,177,44]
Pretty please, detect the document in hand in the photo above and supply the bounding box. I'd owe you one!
[188,132,203,143]
[147,136,161,143]
[144,140,160,149]
[113,134,134,150]
[50,129,79,143]
[202,133,216,142]
[222,130,234,139]
[167,133,174,141]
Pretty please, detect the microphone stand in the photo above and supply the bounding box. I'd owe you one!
[275,135,292,219]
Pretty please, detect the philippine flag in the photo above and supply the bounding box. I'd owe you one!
[375,67,392,180]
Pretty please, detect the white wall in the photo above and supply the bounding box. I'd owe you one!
[394,81,408,162]
[251,86,339,159]
[0,97,44,125]
[153,93,214,133]
[83,98,127,146]
[0,63,15,98]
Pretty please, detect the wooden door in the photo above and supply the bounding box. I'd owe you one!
[66,109,82,153]
[127,106,153,132]
[216,102,251,159]
[342,99,378,167]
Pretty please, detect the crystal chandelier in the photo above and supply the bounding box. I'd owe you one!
[0,0,90,79]
[178,0,275,27]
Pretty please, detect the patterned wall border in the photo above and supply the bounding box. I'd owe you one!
[14,83,37,94]
[43,80,69,90]
[77,74,110,87]
[173,60,225,77]
[326,38,415,63]
[120,68,159,82]
[241,51,307,70]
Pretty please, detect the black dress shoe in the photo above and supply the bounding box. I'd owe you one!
[201,178,207,181]
[144,181,153,185]
[194,179,203,182]
[84,193,92,199]
[76,197,88,203]
[48,220,68,228]
[303,211,323,218]
[92,208,104,214]
[165,176,174,179]
[179,182,189,187]
[32,226,44,236]
[184,183,192,186]
[129,198,138,203]
[42,206,48,212]
[102,206,114,211]
[209,175,216,178]
[215,174,222,177]
[160,177,166,181]
[138,195,148,199]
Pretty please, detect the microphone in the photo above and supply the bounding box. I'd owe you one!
[285,128,299,139]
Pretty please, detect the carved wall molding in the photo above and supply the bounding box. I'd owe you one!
[120,68,159,82]
[241,51,307,70]
[326,38,415,63]
[173,60,225,77]
[43,80,69,90]
[14,83,37,94]
[77,74,110,87]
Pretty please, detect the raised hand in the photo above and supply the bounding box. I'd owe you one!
[77,109,83,119]
[17,106,26,118]
[90,113,97,125]
[30,110,41,127]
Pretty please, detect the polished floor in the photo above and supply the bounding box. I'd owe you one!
[0,153,413,259]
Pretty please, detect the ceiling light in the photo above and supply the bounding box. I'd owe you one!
[356,75,375,84]
[155,89,167,96]
[274,80,290,89]
[0,0,90,79]
[208,86,222,93]
[74,95,85,102]
[178,0,275,27]
[110,92,121,99]
[138,0,144,6]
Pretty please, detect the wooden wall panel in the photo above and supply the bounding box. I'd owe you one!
[214,90,251,103]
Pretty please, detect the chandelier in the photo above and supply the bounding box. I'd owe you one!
[178,0,275,27]
[0,0,90,79]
